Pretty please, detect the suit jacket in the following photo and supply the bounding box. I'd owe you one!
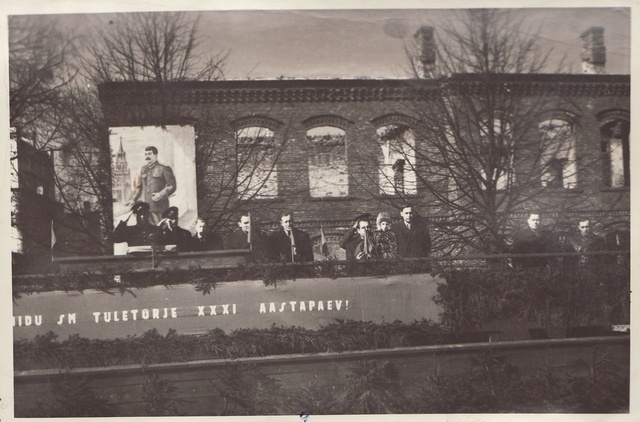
[392,221,431,258]
[225,228,269,262]
[131,162,176,214]
[190,232,224,252]
[269,227,314,262]
[511,227,557,267]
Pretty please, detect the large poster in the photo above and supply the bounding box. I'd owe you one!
[110,125,197,254]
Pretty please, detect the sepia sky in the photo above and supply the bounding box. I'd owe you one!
[11,7,632,79]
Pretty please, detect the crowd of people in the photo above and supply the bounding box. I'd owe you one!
[113,201,624,267]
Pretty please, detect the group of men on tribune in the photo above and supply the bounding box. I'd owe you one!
[113,145,620,267]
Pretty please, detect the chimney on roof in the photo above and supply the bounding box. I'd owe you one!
[580,27,606,74]
[414,26,436,78]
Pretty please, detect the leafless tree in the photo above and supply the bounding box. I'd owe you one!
[84,12,227,84]
[355,10,607,254]
[9,15,77,144]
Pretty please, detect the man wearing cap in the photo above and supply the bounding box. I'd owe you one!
[269,213,314,262]
[392,205,431,258]
[158,206,192,251]
[225,214,269,261]
[112,202,162,247]
[340,213,375,261]
[189,218,224,252]
[125,146,176,225]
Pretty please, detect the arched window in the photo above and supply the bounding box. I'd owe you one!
[376,125,417,195]
[539,119,577,189]
[600,120,630,188]
[307,126,348,197]
[235,126,278,199]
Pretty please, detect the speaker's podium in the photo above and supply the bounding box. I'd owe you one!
[53,247,250,274]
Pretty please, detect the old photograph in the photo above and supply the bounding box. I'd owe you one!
[6,2,633,418]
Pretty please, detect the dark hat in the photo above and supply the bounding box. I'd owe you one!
[131,202,150,214]
[163,206,179,219]
[353,213,371,223]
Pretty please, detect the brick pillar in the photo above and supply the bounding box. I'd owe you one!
[414,26,436,78]
[580,27,606,74]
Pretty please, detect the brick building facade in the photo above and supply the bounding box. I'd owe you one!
[99,74,630,257]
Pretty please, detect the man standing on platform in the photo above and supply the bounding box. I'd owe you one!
[392,205,431,258]
[158,206,192,251]
[126,146,176,225]
[112,202,162,248]
[225,214,268,261]
[511,212,557,267]
[269,213,314,262]
[340,213,374,261]
[565,219,605,266]
[190,218,224,252]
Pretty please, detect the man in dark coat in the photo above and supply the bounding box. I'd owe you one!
[340,214,374,261]
[564,219,605,266]
[112,202,162,248]
[225,214,268,261]
[511,212,558,267]
[391,205,431,258]
[269,213,314,262]
[158,206,192,251]
[126,146,176,225]
[190,218,224,252]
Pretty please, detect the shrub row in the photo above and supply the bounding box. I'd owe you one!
[14,320,449,370]
[22,352,629,417]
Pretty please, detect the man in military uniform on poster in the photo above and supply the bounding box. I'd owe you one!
[564,219,606,266]
[269,213,314,262]
[158,206,192,252]
[126,146,176,225]
[112,202,162,248]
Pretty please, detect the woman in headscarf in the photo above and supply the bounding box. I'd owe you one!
[373,212,398,259]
